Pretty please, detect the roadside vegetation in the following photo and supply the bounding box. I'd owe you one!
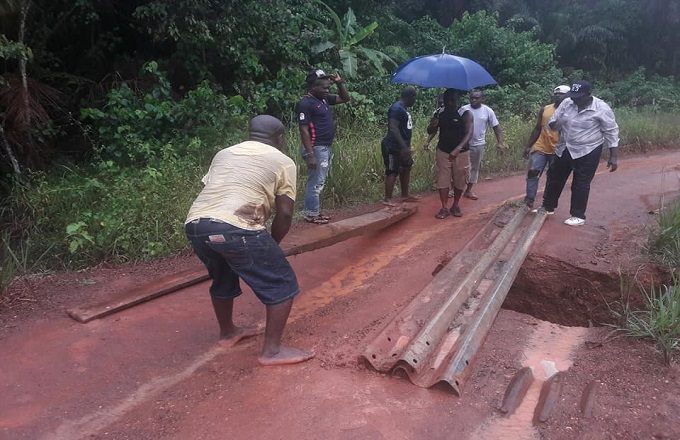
[2,0,680,303]
[606,198,680,364]
[610,274,680,364]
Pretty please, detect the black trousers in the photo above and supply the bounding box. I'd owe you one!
[542,144,603,220]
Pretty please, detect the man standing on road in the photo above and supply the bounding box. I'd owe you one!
[382,86,418,205]
[542,80,619,226]
[185,115,314,366]
[427,88,473,219]
[523,85,570,209]
[296,69,351,225]
[459,89,506,200]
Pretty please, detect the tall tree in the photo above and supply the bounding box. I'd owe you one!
[440,0,470,26]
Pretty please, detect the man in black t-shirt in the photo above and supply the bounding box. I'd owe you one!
[427,88,473,219]
[381,86,418,205]
[296,69,351,224]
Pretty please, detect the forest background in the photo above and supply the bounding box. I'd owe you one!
[1,0,680,289]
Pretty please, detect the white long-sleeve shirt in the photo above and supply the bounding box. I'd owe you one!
[549,96,619,158]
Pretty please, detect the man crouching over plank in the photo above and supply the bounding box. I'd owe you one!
[185,115,314,366]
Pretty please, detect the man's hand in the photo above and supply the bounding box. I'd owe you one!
[305,154,318,170]
[400,148,413,164]
[330,73,343,84]
[607,157,618,172]
[449,149,460,161]
[607,147,618,172]
[423,142,430,151]
[522,147,532,159]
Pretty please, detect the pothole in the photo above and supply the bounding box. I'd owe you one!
[505,253,642,327]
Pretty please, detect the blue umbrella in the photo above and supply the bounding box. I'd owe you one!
[390,53,496,90]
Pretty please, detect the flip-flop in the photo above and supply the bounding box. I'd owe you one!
[317,214,331,221]
[435,208,450,219]
[304,216,329,225]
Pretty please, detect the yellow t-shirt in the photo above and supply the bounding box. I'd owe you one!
[185,141,296,231]
[532,104,559,154]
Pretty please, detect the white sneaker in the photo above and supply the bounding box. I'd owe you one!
[564,217,585,226]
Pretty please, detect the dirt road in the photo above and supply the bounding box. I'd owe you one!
[2,151,680,440]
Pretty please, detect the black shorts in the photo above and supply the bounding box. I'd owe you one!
[381,141,413,175]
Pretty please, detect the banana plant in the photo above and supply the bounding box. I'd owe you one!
[310,0,396,77]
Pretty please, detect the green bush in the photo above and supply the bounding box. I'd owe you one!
[597,68,680,110]
[7,155,206,268]
[81,62,248,166]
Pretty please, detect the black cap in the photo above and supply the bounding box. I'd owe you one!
[305,69,329,85]
[568,80,592,99]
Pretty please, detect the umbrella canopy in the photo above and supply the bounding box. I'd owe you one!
[390,53,496,90]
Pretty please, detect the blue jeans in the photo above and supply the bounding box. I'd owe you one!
[303,145,333,217]
[524,151,555,206]
[185,219,299,305]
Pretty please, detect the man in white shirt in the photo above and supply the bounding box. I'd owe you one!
[542,80,619,226]
[459,90,505,200]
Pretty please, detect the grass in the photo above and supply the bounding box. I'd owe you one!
[607,195,680,364]
[647,196,680,269]
[608,275,680,364]
[616,109,680,152]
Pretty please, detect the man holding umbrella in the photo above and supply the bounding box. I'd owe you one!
[427,88,473,219]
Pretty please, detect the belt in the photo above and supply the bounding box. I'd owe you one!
[190,217,227,224]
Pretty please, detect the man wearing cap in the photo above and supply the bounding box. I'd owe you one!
[458,89,506,200]
[185,115,314,366]
[296,69,351,224]
[542,80,619,226]
[522,85,570,210]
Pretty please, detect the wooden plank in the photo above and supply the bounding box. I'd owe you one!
[66,205,417,323]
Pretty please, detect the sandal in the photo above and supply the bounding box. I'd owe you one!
[450,205,462,217]
[317,214,331,221]
[463,191,478,200]
[304,216,329,225]
[435,208,450,219]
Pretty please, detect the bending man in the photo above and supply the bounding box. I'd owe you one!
[185,115,314,366]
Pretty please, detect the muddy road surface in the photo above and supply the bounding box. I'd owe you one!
[2,151,680,440]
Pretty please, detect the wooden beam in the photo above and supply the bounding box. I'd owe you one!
[66,205,417,323]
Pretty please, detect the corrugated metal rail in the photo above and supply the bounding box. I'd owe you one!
[361,204,548,395]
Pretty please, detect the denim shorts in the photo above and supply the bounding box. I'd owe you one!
[185,219,299,305]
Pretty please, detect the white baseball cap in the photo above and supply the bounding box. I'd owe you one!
[553,85,570,94]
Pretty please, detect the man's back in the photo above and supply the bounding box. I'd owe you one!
[186,141,297,230]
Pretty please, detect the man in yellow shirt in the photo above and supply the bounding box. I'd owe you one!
[185,115,314,366]
[523,85,570,209]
